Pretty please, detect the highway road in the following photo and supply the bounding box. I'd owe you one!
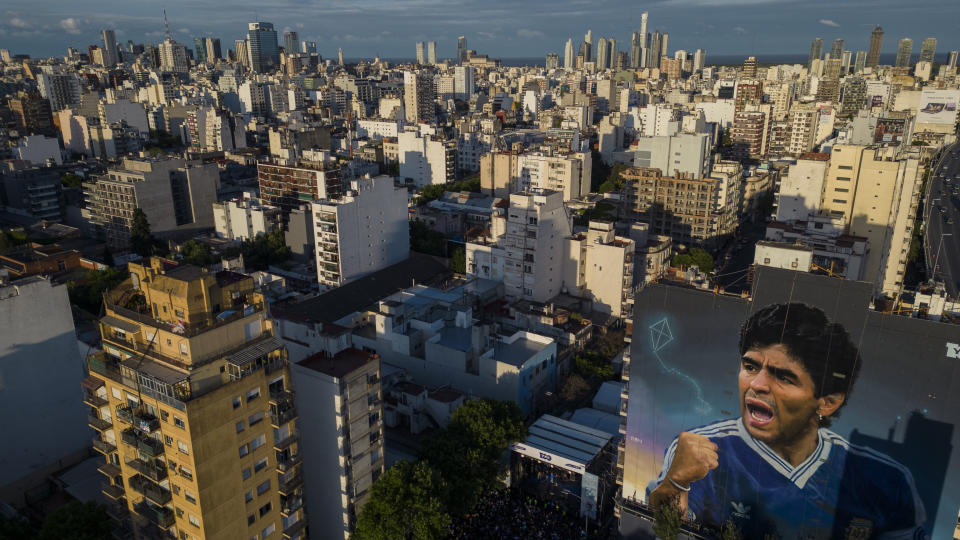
[924,141,960,299]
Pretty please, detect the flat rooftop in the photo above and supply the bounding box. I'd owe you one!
[493,334,550,367]
[517,414,613,468]
[297,347,374,379]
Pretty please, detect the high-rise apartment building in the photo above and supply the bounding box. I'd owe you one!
[194,38,207,64]
[867,26,883,68]
[545,53,559,70]
[742,56,758,78]
[854,50,867,74]
[809,38,823,68]
[83,155,219,248]
[457,35,467,64]
[584,30,593,62]
[829,39,844,60]
[159,39,189,73]
[85,258,306,540]
[596,38,609,71]
[102,29,120,66]
[427,41,437,65]
[248,22,279,73]
[283,31,298,53]
[9,91,55,136]
[234,40,249,68]
[896,38,913,67]
[919,37,937,64]
[301,41,317,55]
[415,42,425,64]
[257,161,343,214]
[948,51,959,71]
[403,71,435,124]
[292,349,383,539]
[648,31,662,69]
[693,49,706,72]
[312,175,409,288]
[204,38,222,62]
[516,151,591,202]
[36,67,81,111]
[453,66,474,99]
[564,39,575,70]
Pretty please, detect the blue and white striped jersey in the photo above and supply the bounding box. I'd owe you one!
[648,419,926,540]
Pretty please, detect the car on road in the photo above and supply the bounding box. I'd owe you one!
[948,218,955,225]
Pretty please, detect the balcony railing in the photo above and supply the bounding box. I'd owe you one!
[277,453,301,473]
[120,428,164,457]
[271,408,297,427]
[84,391,109,408]
[92,437,117,455]
[277,472,302,495]
[133,502,174,529]
[101,481,124,501]
[281,496,303,516]
[274,431,298,452]
[98,462,122,478]
[116,406,160,433]
[126,458,168,482]
[128,475,172,505]
[282,517,306,538]
[88,415,113,432]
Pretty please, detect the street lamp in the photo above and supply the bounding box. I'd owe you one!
[933,233,954,280]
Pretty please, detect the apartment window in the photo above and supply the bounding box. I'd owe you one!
[180,343,188,356]
[165,435,174,446]
[175,507,184,518]
[261,524,275,538]
[185,490,197,504]
[254,457,268,473]
[835,188,849,193]
[251,434,266,451]
[112,387,122,400]
[245,491,253,503]
[233,396,242,409]
[180,466,193,480]
[174,416,186,429]
[241,468,252,480]
[764,258,771,264]
[256,480,270,496]
[175,309,184,318]
[178,441,189,455]
[236,421,245,433]
[249,412,264,426]
[188,514,200,527]
[259,502,272,518]
[246,388,261,402]
[239,443,250,458]
[160,410,169,422]
[248,514,256,526]
[832,199,847,204]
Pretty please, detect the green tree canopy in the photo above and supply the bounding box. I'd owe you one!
[422,399,526,513]
[451,246,466,274]
[176,240,218,267]
[37,501,111,540]
[409,220,446,257]
[233,229,290,271]
[353,460,450,540]
[129,208,163,258]
[60,173,84,189]
[68,267,130,314]
[671,247,715,274]
[415,177,481,205]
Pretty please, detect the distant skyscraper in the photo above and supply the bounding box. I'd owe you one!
[743,56,758,78]
[896,38,913,67]
[809,38,823,68]
[302,41,317,54]
[639,11,649,67]
[403,70,435,124]
[545,53,559,70]
[415,42,425,64]
[596,38,609,71]
[427,41,437,64]
[854,50,867,73]
[841,50,853,73]
[283,31,298,53]
[829,39,844,60]
[194,37,206,64]
[584,30,593,62]
[693,49,706,72]
[919,37,937,63]
[159,39,189,73]
[609,39,617,69]
[101,29,119,66]
[205,37,222,61]
[247,22,279,73]
[867,26,883,68]
[564,38,574,70]
[338,47,343,65]
[234,39,249,68]
[948,51,959,71]
[648,31,662,69]
[458,36,467,64]
[661,33,669,59]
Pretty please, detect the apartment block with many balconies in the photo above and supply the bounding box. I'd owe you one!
[84,257,306,540]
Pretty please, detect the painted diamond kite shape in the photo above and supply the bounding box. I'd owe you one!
[649,318,673,352]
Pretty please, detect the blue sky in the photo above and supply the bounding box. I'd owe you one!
[2,0,959,60]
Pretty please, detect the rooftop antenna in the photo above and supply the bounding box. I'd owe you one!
[163,8,172,42]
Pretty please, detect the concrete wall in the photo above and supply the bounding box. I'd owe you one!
[0,278,87,489]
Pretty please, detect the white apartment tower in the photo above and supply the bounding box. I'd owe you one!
[312,175,409,288]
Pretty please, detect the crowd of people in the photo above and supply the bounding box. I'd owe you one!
[448,489,589,539]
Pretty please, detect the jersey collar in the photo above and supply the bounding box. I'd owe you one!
[736,418,833,489]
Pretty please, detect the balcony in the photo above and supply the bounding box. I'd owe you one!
[120,429,164,457]
[280,496,303,517]
[274,431,298,452]
[88,415,113,432]
[277,453,301,473]
[101,482,125,501]
[104,500,128,521]
[92,437,117,455]
[133,502,174,529]
[84,391,109,408]
[98,462,122,478]
[126,458,168,482]
[128,475,172,505]
[277,472,302,495]
[282,518,306,538]
[116,406,161,433]
[271,407,297,428]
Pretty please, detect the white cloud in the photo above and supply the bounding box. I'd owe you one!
[59,18,82,35]
[477,31,497,40]
[516,28,545,39]
[733,26,748,34]
[819,19,840,27]
[9,17,30,29]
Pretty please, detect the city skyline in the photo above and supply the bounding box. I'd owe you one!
[2,0,960,60]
